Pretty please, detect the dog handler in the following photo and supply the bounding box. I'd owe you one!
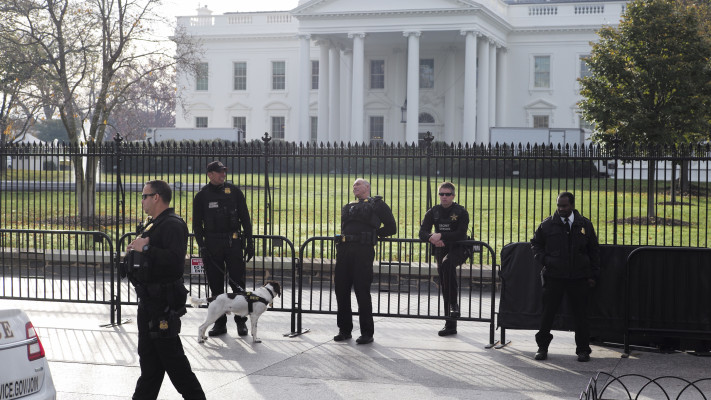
[333,178,397,344]
[125,180,205,400]
[193,160,254,337]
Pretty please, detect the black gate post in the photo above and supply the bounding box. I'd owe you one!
[424,131,434,211]
[611,134,621,245]
[113,132,125,325]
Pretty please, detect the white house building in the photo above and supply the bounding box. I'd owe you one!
[175,0,625,144]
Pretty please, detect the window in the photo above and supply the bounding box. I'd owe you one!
[369,116,384,143]
[579,55,591,79]
[272,61,286,90]
[310,116,318,143]
[370,60,385,89]
[420,59,434,89]
[533,115,549,128]
[271,116,285,139]
[311,61,319,90]
[195,117,208,128]
[196,63,209,91]
[534,56,550,88]
[233,62,247,91]
[233,116,246,138]
[419,112,435,124]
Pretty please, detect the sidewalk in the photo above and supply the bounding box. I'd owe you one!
[7,299,711,399]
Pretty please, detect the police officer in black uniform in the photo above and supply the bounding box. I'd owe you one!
[333,178,397,344]
[419,182,470,336]
[126,180,205,400]
[531,192,599,362]
[192,161,254,337]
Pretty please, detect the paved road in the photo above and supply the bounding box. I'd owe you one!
[6,299,711,400]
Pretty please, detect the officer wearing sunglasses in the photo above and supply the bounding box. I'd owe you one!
[419,182,470,336]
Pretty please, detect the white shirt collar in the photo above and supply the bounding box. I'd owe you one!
[562,213,575,224]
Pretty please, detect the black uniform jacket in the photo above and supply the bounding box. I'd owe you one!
[341,197,397,238]
[141,208,188,284]
[418,203,470,251]
[192,182,252,248]
[530,209,600,280]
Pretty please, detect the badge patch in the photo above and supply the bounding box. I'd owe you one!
[581,227,586,235]
[225,188,231,194]
[451,214,458,221]
[159,320,168,330]
[208,201,219,208]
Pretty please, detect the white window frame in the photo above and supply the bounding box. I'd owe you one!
[271,116,286,139]
[232,116,247,139]
[195,116,208,128]
[530,54,552,92]
[233,62,247,91]
[310,116,318,143]
[419,58,434,90]
[196,62,209,91]
[369,59,385,90]
[532,115,550,128]
[311,60,319,90]
[271,60,286,91]
[369,115,385,143]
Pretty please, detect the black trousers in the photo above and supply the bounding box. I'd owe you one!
[435,246,467,315]
[335,242,375,337]
[535,277,592,355]
[133,306,205,400]
[204,238,246,325]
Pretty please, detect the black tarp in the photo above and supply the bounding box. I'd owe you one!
[497,242,711,350]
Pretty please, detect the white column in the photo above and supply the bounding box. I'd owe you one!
[476,36,490,145]
[496,47,508,126]
[445,46,457,143]
[404,31,421,144]
[342,49,353,140]
[317,40,330,144]
[328,46,341,143]
[461,30,478,143]
[349,33,366,143]
[488,41,497,132]
[298,34,311,143]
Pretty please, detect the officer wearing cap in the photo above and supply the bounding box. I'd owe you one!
[192,160,254,337]
[333,178,397,345]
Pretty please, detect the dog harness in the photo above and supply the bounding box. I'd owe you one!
[223,289,272,313]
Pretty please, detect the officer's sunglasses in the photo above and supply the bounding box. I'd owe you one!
[141,192,157,200]
[439,192,454,197]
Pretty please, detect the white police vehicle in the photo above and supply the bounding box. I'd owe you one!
[0,310,56,399]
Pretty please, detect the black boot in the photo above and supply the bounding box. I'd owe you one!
[449,304,460,318]
[235,316,248,336]
[208,315,228,337]
[438,319,457,336]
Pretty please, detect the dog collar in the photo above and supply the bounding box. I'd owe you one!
[265,286,275,298]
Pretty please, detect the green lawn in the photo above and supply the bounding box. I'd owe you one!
[2,174,709,258]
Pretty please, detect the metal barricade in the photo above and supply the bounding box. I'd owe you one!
[297,236,498,345]
[0,229,116,325]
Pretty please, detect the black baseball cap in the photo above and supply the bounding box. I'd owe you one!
[207,160,227,172]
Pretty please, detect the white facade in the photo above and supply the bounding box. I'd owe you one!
[175,0,626,144]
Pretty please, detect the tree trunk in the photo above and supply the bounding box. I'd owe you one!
[681,160,690,195]
[646,161,656,219]
[670,162,677,204]
[72,151,97,230]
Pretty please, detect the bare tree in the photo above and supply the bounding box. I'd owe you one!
[1,0,201,227]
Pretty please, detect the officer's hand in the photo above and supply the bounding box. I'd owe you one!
[245,241,255,263]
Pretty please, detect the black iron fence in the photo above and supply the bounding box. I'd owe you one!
[2,136,710,329]
[2,137,710,254]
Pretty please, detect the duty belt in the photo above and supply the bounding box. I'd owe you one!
[335,232,375,245]
[206,231,240,239]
